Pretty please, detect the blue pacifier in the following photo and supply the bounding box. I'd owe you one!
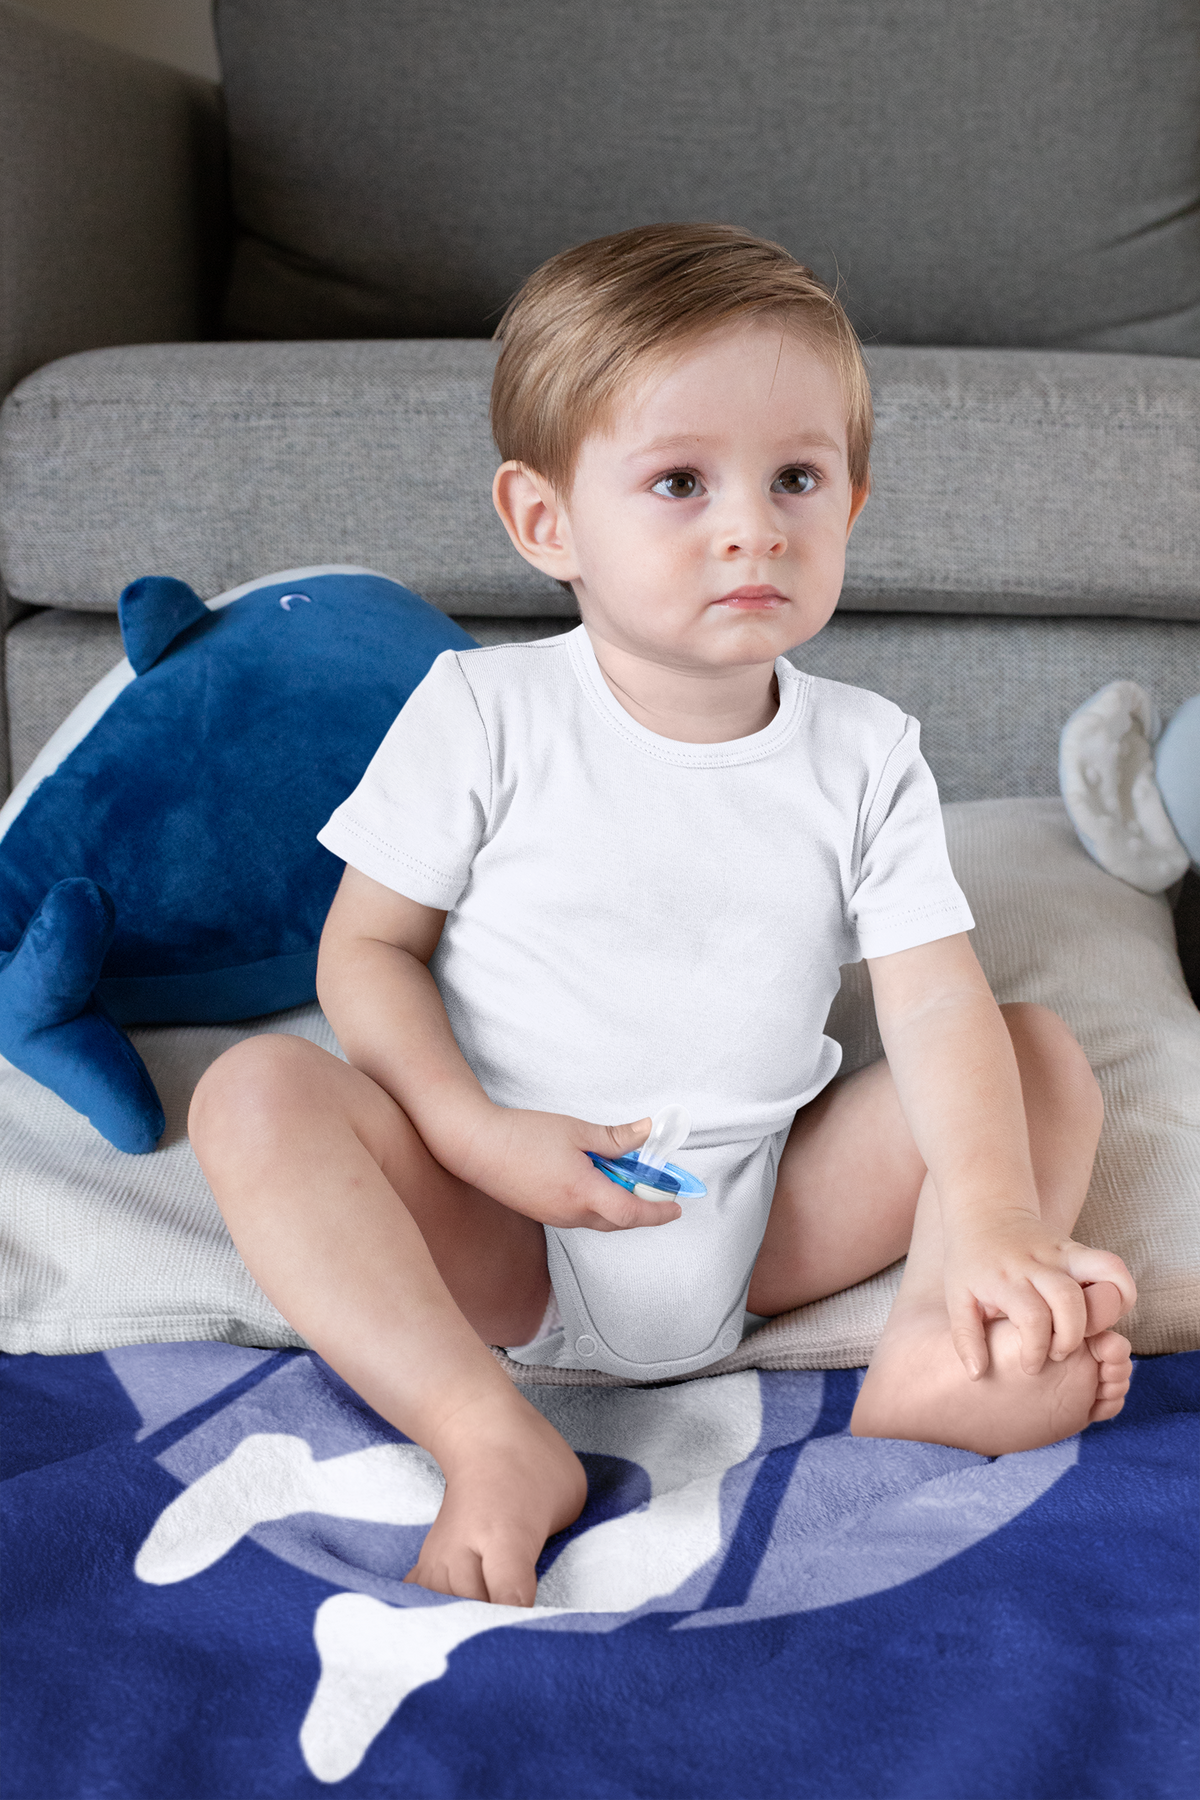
[588,1103,707,1200]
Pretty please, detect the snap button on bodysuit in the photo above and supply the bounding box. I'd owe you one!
[574,1334,597,1358]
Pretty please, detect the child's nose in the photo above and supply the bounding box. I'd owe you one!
[714,490,787,559]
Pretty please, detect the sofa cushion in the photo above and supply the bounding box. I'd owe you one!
[215,0,1200,356]
[1,799,1196,1366]
[3,342,1198,620]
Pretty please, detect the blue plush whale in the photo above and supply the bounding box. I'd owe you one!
[0,567,474,1153]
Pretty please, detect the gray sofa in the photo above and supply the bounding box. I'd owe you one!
[3,0,1198,804]
[0,0,1198,1362]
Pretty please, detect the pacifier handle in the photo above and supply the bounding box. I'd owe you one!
[638,1104,691,1172]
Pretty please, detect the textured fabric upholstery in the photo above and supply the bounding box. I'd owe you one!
[8,604,1200,807]
[0,1003,323,1356]
[851,351,1200,618]
[2,801,1196,1363]
[215,0,1200,353]
[3,342,1197,619]
[789,615,1200,804]
[0,342,557,616]
[4,609,118,786]
[0,2,226,407]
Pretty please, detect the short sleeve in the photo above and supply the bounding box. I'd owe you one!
[847,717,975,960]
[317,651,490,909]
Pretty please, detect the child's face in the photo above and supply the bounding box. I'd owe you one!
[495,319,867,672]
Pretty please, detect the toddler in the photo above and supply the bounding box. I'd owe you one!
[190,223,1135,1608]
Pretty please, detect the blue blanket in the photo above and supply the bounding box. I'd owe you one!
[3,1343,1196,1798]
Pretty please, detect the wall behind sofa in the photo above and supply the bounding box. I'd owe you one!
[9,0,219,80]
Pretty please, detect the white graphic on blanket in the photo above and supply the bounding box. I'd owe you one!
[300,1378,771,1780]
[533,1376,771,1607]
[135,1435,445,1585]
[304,1597,528,1781]
[133,1373,766,1781]
[125,1354,1078,1787]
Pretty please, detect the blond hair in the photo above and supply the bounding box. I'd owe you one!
[490,222,872,494]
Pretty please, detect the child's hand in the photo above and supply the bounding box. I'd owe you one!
[942,1210,1136,1378]
[457,1107,682,1232]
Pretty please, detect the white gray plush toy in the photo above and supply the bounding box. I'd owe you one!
[1060,682,1200,895]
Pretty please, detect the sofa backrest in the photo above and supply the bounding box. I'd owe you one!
[3,340,1197,621]
[216,0,1200,355]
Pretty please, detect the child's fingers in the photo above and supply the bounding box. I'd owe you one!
[587,1118,653,1158]
[575,1117,678,1229]
[1029,1268,1089,1361]
[587,1183,681,1231]
[947,1294,989,1380]
[1004,1287,1055,1375]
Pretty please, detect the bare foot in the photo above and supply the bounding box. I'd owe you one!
[851,1297,1133,1456]
[1074,1282,1133,1424]
[1084,1327,1134,1424]
[404,1390,587,1606]
[1078,1279,1123,1338]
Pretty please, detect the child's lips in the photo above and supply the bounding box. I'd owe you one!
[714,586,788,609]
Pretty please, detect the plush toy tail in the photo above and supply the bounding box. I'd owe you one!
[0,879,166,1153]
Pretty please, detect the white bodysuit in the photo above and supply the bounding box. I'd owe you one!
[318,626,974,1379]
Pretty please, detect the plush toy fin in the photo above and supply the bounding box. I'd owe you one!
[1059,679,1191,894]
[0,879,166,1153]
[119,576,209,675]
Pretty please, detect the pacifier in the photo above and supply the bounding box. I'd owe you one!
[587,1103,708,1200]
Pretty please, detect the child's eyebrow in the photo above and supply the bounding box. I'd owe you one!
[624,430,845,462]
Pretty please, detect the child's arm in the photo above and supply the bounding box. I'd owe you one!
[867,933,1135,1379]
[316,866,677,1231]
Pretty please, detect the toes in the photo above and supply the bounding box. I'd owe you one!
[1088,1395,1126,1423]
[447,1549,492,1602]
[482,1550,537,1608]
[1085,1327,1130,1365]
[404,1546,490,1602]
[404,1532,538,1606]
[1082,1282,1126,1335]
[1085,1333,1132,1424]
[403,1558,442,1596]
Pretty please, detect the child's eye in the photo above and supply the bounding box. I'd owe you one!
[651,471,704,499]
[772,466,819,495]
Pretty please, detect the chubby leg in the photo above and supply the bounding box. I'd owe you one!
[189,1035,585,1604]
[749,1004,1133,1455]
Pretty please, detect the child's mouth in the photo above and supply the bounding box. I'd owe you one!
[715,587,788,610]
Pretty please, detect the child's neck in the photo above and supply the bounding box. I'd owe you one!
[584,627,780,744]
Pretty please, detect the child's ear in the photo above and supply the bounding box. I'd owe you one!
[846,482,870,539]
[492,462,580,582]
